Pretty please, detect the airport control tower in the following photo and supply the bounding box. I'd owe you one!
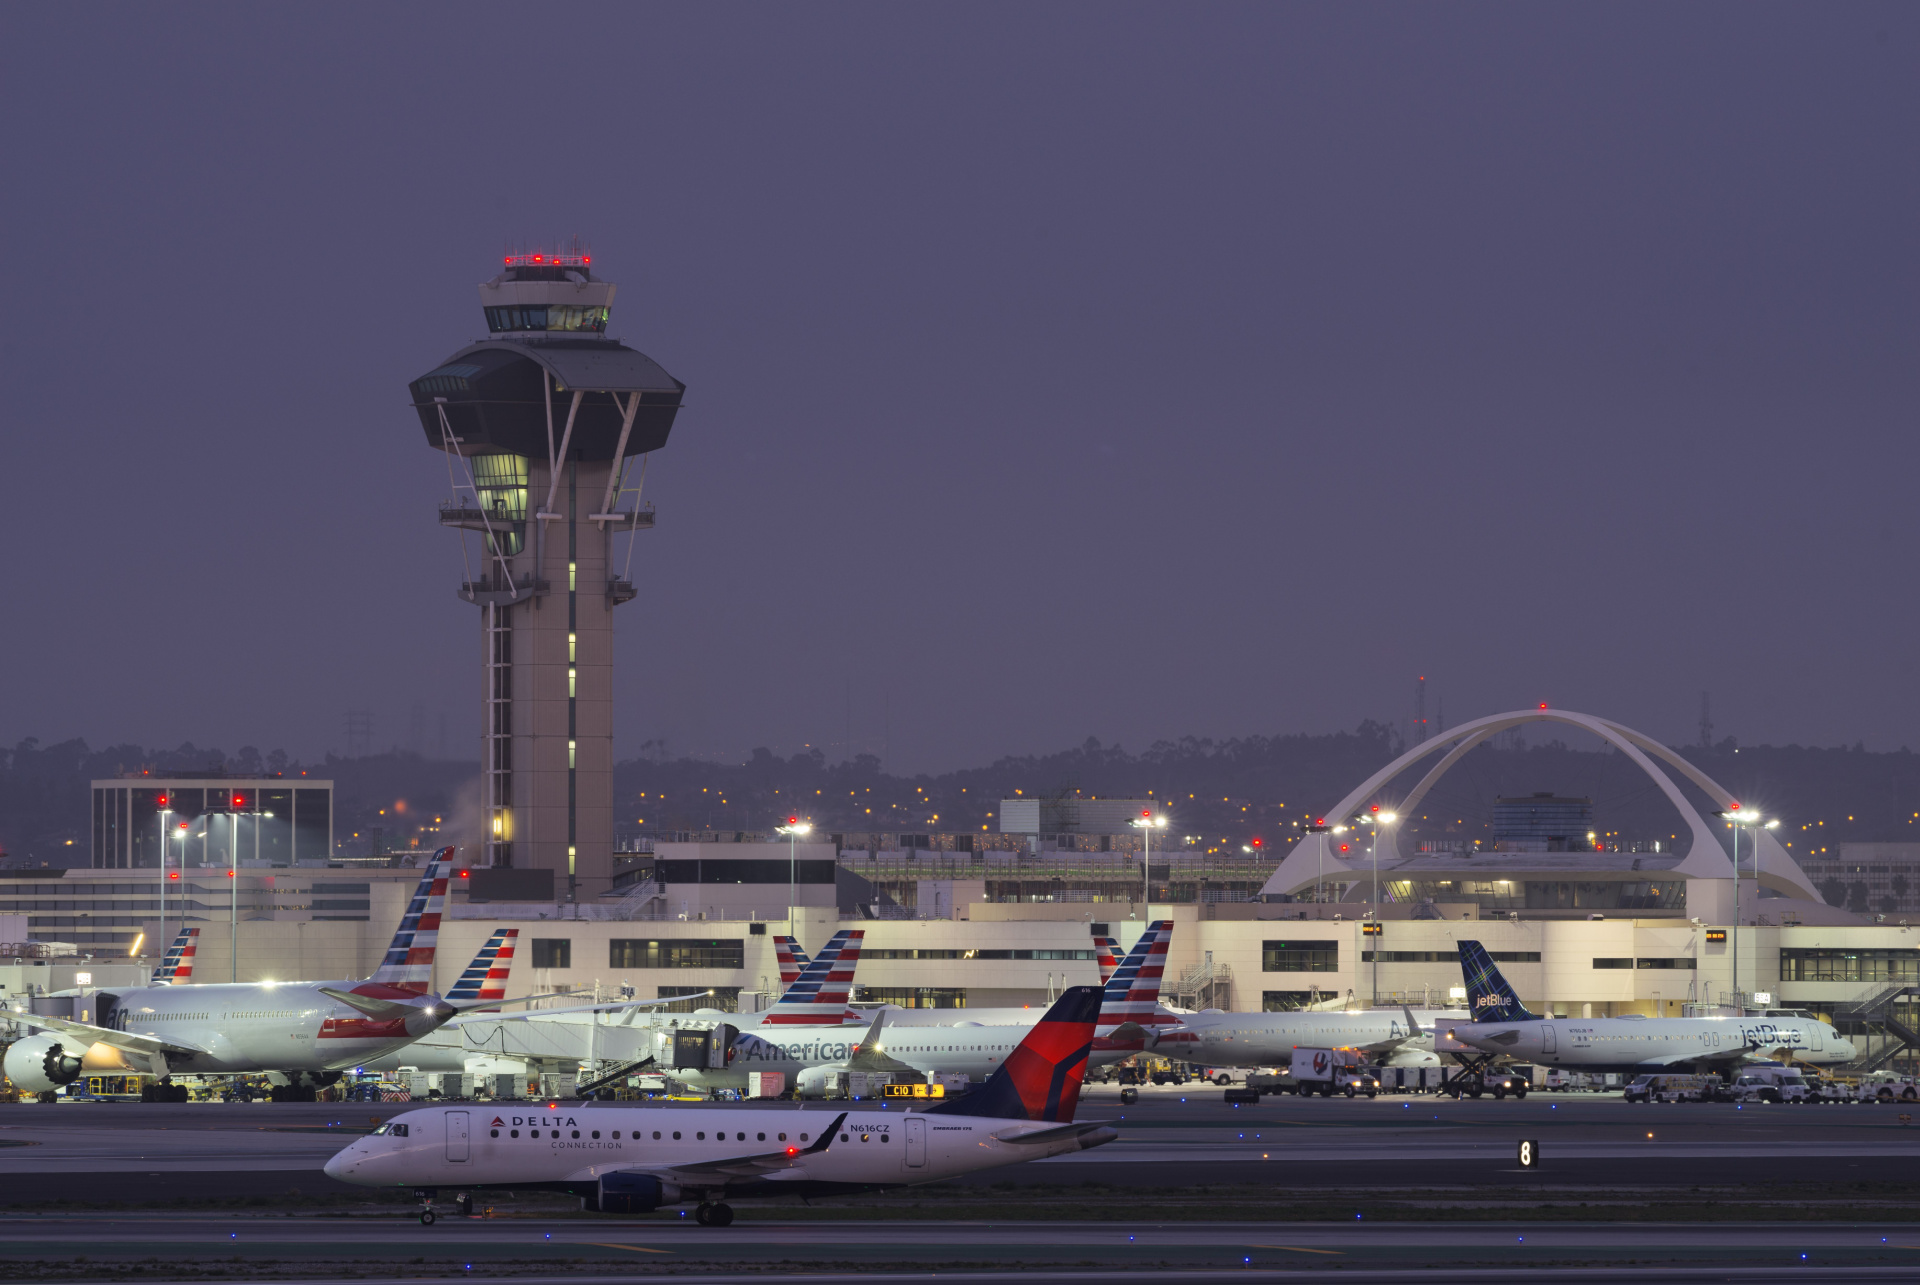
[408,252,683,900]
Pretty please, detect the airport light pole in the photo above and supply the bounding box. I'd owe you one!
[1131,811,1167,920]
[1306,819,1346,907]
[776,817,811,943]
[1715,807,1778,1009]
[157,801,171,968]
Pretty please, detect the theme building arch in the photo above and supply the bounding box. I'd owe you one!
[1257,708,1819,904]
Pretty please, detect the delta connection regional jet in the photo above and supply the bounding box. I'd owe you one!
[325,985,1117,1227]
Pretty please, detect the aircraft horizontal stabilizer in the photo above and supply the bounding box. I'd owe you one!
[319,987,443,1022]
[990,1120,1117,1147]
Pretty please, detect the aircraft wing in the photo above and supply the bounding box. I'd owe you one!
[629,1112,847,1180]
[1641,1043,1762,1069]
[13,1012,210,1058]
[443,993,711,1028]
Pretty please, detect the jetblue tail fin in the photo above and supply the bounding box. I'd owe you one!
[154,927,199,983]
[758,929,863,1024]
[367,849,454,993]
[928,984,1102,1122]
[447,927,518,1006]
[1457,940,1539,1023]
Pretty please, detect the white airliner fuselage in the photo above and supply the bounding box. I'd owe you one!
[325,1102,1114,1200]
[1157,1008,1464,1068]
[1449,1012,1855,1071]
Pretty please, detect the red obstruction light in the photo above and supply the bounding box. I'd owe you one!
[167,870,180,880]
[788,815,799,825]
[1338,843,1350,853]
[457,870,470,878]
[232,795,245,808]
[1250,837,1264,848]
[226,870,235,879]
[156,794,169,808]
[1539,702,1549,710]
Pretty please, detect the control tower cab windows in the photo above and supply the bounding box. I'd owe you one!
[485,304,609,334]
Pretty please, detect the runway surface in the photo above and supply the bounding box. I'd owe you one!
[2,1212,1920,1281]
[4,1085,1919,1200]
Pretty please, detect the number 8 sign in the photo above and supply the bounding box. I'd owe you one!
[1518,1139,1539,1169]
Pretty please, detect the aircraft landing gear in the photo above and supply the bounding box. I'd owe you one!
[456,1194,473,1218]
[694,1202,734,1227]
[414,1189,438,1225]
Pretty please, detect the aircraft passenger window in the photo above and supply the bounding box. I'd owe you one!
[841,1133,849,1141]
[571,1131,580,1139]
[737,1131,746,1141]
[757,1132,766,1141]
[697,1132,706,1140]
[591,1131,600,1139]
[654,1131,662,1140]
[551,1130,560,1138]
[861,1133,870,1142]
[490,1129,499,1138]
[778,1133,786,1141]
[510,1129,519,1138]
[672,1131,680,1140]
[882,1134,891,1143]
[800,1134,808,1141]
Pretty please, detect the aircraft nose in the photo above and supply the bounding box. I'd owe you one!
[323,1145,357,1181]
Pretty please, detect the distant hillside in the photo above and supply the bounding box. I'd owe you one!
[6,726,1916,867]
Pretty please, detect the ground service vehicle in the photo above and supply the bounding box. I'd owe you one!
[1287,1047,1377,1097]
[1624,1073,1716,1103]
[1725,1066,1810,1103]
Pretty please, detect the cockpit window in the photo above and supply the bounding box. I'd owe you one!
[370,1123,389,1135]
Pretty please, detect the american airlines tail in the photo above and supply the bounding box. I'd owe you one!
[772,935,809,986]
[1094,935,1121,985]
[1457,940,1539,1023]
[366,851,454,994]
[1098,919,1175,1034]
[755,929,864,1025]
[153,927,199,983]
[446,927,518,1007]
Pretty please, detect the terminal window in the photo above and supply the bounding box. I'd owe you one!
[608,938,745,970]
[531,938,571,969]
[1780,948,1920,983]
[1262,940,1338,972]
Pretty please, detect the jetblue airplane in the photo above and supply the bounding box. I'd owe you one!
[1445,940,1855,1072]
[5,854,545,1098]
[324,985,1117,1227]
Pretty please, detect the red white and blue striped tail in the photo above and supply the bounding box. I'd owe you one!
[757,928,864,1024]
[772,935,811,987]
[1097,919,1176,1034]
[927,984,1102,1122]
[1094,934,1121,985]
[154,926,199,983]
[447,927,518,1006]
[366,849,454,994]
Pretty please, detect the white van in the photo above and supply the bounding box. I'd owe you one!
[1725,1067,1809,1103]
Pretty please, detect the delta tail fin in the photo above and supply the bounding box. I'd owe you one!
[366,849,454,994]
[154,927,199,983]
[927,984,1103,1122]
[1457,940,1539,1023]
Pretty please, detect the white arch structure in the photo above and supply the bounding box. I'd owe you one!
[1258,708,1821,906]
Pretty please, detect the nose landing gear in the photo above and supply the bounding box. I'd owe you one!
[414,1189,438,1225]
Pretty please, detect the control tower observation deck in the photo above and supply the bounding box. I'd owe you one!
[407,253,684,899]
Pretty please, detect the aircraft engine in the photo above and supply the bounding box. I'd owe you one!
[588,1171,675,1214]
[794,1064,845,1099]
[3,1036,86,1093]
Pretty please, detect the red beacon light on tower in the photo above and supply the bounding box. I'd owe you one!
[503,252,591,268]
